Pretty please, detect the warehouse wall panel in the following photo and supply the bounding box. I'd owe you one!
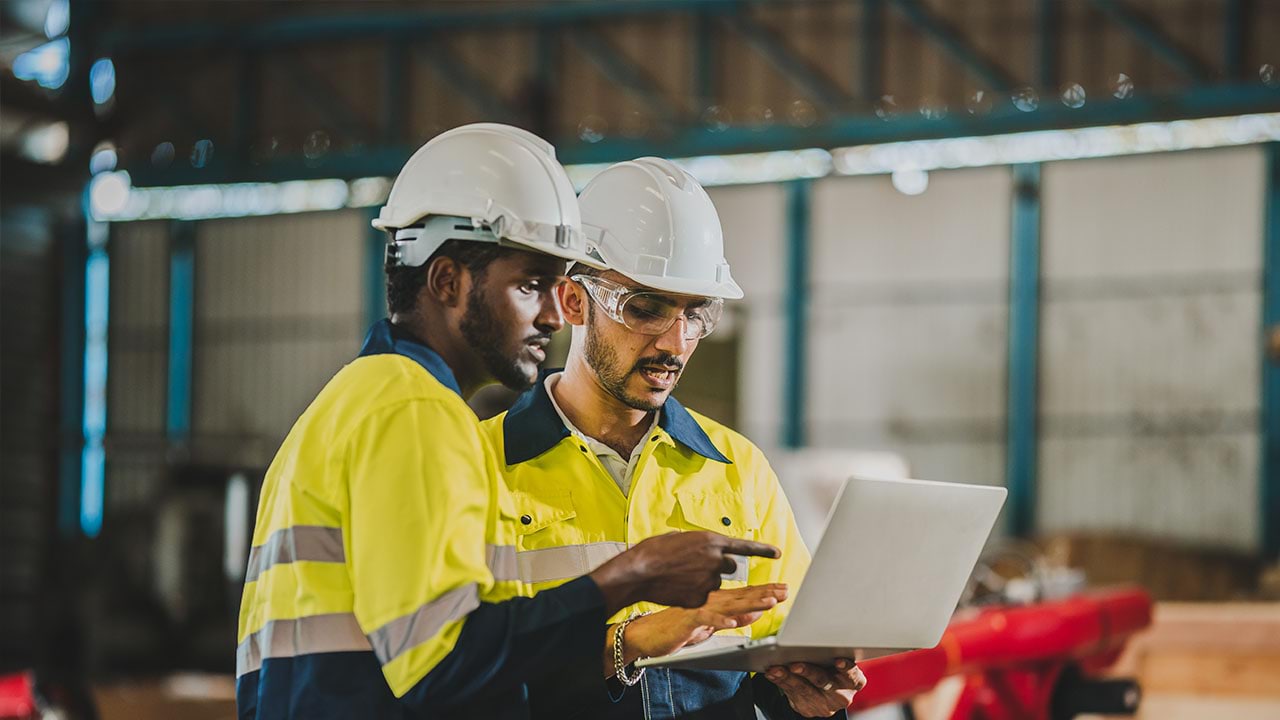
[710,184,787,447]
[805,169,1012,489]
[192,211,368,468]
[1039,147,1265,550]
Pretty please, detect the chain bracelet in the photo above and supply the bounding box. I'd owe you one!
[612,613,649,687]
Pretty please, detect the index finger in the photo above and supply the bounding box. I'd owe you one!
[718,538,780,559]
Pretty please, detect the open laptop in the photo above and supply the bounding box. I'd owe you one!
[637,475,1006,672]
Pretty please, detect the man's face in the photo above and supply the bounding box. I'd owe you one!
[460,250,566,390]
[579,271,704,412]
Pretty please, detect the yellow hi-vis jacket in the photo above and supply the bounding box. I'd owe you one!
[235,321,607,720]
[484,376,808,634]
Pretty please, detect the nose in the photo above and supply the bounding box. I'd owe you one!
[535,287,564,333]
[653,315,690,356]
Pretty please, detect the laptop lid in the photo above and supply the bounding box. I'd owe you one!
[775,476,1006,650]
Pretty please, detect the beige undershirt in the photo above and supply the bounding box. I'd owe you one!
[544,372,658,497]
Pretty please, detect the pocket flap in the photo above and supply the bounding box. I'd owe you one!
[512,491,577,535]
[675,490,758,535]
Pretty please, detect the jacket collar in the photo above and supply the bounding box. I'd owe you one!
[358,319,462,397]
[502,370,731,466]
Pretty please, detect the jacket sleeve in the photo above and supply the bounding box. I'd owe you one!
[344,399,608,710]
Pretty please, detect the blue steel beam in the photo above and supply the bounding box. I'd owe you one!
[860,0,884,103]
[569,29,680,126]
[694,11,716,110]
[1263,142,1280,559]
[166,221,195,445]
[782,179,812,449]
[1088,0,1214,83]
[1006,163,1042,538]
[233,52,259,165]
[277,54,375,142]
[101,0,751,53]
[126,85,1280,186]
[384,41,407,144]
[417,39,517,123]
[1223,0,1247,81]
[726,12,850,112]
[887,0,1017,92]
[1038,0,1059,89]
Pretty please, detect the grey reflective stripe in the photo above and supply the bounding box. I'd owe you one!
[368,583,479,666]
[516,541,628,584]
[486,544,518,583]
[235,612,370,677]
[245,525,345,582]
[721,554,750,583]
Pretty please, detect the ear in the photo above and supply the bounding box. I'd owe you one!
[557,280,589,326]
[425,255,466,308]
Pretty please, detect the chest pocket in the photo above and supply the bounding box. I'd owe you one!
[511,491,619,586]
[675,490,758,584]
[512,491,580,548]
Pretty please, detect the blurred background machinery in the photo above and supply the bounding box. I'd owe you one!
[2,1,1280,718]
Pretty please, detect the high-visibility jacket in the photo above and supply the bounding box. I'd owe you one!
[481,374,818,720]
[235,321,607,720]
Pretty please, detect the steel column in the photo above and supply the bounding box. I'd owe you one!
[58,208,88,536]
[166,221,195,444]
[782,179,812,449]
[1006,163,1042,538]
[79,219,109,538]
[366,207,387,329]
[1262,142,1280,559]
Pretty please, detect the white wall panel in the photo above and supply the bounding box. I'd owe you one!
[1039,146,1265,550]
[805,168,1012,489]
[711,184,787,447]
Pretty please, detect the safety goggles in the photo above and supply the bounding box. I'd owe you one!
[571,274,723,341]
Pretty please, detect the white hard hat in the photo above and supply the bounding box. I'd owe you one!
[373,123,601,268]
[578,157,743,299]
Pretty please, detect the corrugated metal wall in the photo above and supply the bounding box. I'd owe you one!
[107,220,171,511]
[106,211,371,515]
[807,168,1012,489]
[192,211,367,468]
[1039,147,1265,550]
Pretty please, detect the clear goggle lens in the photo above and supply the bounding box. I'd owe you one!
[573,275,722,340]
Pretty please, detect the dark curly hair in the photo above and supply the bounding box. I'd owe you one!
[384,239,511,316]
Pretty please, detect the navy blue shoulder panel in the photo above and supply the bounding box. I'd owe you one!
[502,369,570,465]
[658,396,732,465]
[358,319,462,397]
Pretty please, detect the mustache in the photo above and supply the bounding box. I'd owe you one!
[632,354,685,373]
[525,333,553,348]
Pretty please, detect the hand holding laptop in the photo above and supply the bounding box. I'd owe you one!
[763,659,867,717]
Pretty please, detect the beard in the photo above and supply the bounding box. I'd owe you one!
[459,283,542,391]
[583,305,683,412]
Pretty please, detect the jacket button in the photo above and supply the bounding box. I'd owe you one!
[721,516,731,527]
[520,514,532,525]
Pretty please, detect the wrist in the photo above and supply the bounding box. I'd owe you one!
[589,559,647,614]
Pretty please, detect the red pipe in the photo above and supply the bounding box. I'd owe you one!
[849,586,1152,710]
